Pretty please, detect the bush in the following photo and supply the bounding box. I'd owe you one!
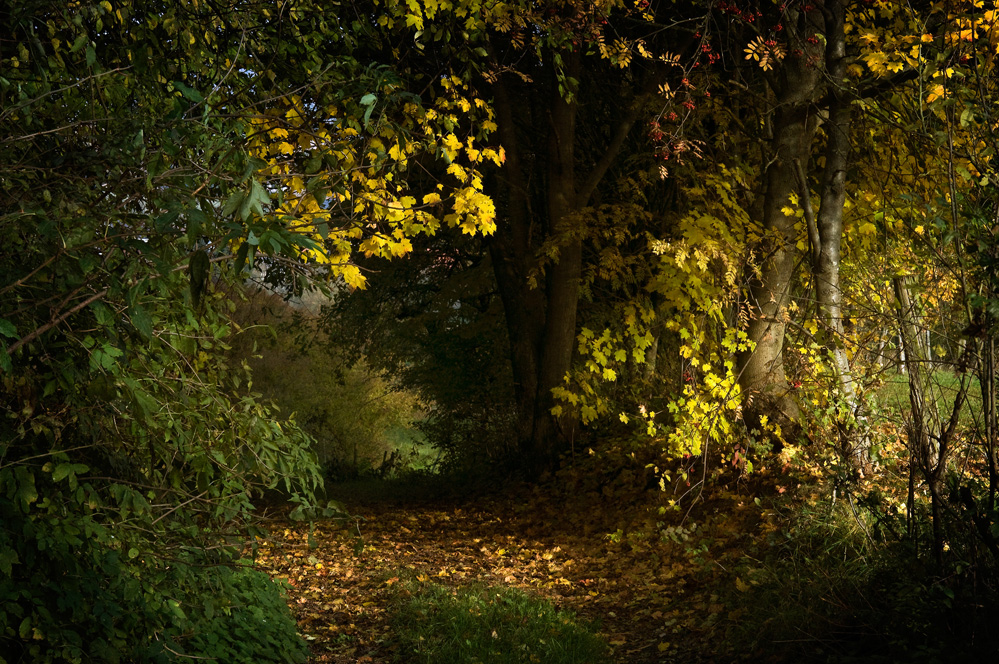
[725,491,999,663]
[0,497,306,664]
[230,289,424,479]
[177,564,308,664]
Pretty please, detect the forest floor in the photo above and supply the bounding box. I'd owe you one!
[253,462,799,663]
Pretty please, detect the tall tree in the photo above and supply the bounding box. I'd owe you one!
[482,2,686,471]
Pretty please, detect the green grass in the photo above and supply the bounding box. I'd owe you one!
[871,369,982,424]
[390,581,609,664]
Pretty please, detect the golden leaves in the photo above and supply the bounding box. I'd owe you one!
[743,37,784,71]
[241,62,501,288]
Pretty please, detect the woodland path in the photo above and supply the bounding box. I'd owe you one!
[254,475,770,663]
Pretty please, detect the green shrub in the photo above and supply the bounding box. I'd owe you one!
[230,289,424,479]
[390,581,608,664]
[0,498,306,664]
[725,493,999,663]
[177,564,308,664]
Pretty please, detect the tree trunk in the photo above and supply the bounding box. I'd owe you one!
[529,52,582,470]
[812,0,863,465]
[738,29,821,430]
[894,276,941,563]
[488,74,546,453]
[486,46,654,473]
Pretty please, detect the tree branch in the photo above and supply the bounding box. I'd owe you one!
[8,289,109,354]
[793,158,821,266]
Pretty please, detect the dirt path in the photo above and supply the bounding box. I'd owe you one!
[254,481,765,663]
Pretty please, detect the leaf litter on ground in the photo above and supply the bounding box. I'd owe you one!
[250,466,790,663]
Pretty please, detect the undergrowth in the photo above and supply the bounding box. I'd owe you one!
[725,487,999,663]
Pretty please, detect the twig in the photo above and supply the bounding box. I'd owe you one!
[7,289,108,354]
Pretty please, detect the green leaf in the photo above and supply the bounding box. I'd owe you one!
[92,343,123,370]
[70,33,87,53]
[14,467,37,512]
[173,80,205,103]
[91,301,114,326]
[247,179,270,218]
[234,241,250,273]
[155,209,182,232]
[0,319,16,337]
[186,207,207,241]
[130,304,154,340]
[0,547,19,576]
[222,191,245,218]
[52,463,88,483]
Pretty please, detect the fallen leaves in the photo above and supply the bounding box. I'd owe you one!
[252,480,771,663]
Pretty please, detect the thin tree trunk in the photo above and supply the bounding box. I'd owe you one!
[529,51,582,470]
[895,276,943,567]
[812,0,863,465]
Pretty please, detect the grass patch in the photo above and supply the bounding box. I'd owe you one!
[390,581,609,664]
[871,369,981,423]
[726,499,879,662]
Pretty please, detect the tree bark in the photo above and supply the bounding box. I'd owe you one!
[738,2,861,449]
[738,15,823,430]
[528,51,582,469]
[812,0,864,465]
[488,74,546,452]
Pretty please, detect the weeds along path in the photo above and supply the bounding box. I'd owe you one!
[253,478,770,663]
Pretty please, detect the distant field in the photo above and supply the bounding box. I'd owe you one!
[872,369,983,425]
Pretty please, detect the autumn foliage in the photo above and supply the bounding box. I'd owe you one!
[5,0,999,662]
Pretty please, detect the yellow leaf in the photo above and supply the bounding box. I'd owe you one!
[735,577,751,592]
[443,133,461,153]
[926,84,945,103]
[340,264,366,289]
